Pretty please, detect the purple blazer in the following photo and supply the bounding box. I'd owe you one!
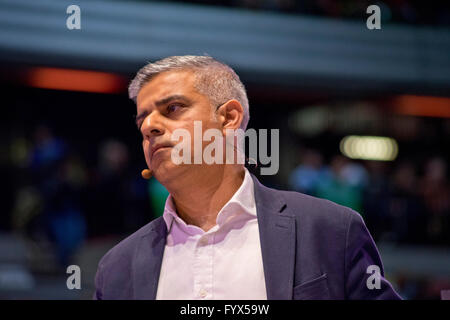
[93,174,402,300]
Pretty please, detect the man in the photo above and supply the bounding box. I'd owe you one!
[93,55,401,300]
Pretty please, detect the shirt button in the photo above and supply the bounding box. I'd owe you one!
[199,289,208,298]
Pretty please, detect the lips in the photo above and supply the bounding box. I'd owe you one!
[150,144,172,159]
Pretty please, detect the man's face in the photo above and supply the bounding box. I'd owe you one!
[135,69,221,181]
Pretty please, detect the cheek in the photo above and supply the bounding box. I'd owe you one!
[142,140,151,165]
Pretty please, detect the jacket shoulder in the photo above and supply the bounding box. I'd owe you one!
[97,217,165,269]
[93,217,165,299]
[269,186,360,229]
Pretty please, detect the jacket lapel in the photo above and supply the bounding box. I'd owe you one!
[251,174,296,300]
[132,217,167,299]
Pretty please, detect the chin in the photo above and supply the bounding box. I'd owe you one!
[152,160,185,183]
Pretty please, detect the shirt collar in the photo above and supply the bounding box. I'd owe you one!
[162,168,257,234]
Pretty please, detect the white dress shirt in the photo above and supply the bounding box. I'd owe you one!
[156,168,267,300]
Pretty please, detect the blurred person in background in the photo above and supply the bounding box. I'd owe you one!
[86,139,153,236]
[419,157,450,245]
[11,125,86,269]
[387,161,427,244]
[315,155,365,213]
[363,161,392,242]
[289,148,324,195]
[88,140,130,236]
[43,154,87,268]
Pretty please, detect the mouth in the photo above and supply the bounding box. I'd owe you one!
[150,145,172,160]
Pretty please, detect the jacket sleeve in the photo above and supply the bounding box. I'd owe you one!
[344,211,402,300]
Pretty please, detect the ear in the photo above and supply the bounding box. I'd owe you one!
[216,99,244,133]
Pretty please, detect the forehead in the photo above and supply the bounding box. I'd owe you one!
[136,69,198,107]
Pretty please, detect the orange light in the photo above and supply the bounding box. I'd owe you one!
[27,67,126,94]
[393,95,450,118]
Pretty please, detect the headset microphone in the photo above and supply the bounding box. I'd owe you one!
[141,169,153,179]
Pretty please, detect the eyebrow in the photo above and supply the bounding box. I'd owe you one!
[135,94,192,128]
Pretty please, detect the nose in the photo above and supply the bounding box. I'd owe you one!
[141,111,165,140]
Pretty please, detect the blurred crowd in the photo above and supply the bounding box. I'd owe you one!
[289,149,450,246]
[3,125,164,269]
[160,0,450,26]
[4,122,448,271]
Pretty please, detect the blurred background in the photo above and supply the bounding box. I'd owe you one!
[0,0,449,300]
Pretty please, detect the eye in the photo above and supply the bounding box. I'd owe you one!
[167,103,182,114]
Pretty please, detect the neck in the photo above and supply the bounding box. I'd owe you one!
[166,165,245,232]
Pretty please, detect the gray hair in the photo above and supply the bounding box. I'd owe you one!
[128,55,250,130]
